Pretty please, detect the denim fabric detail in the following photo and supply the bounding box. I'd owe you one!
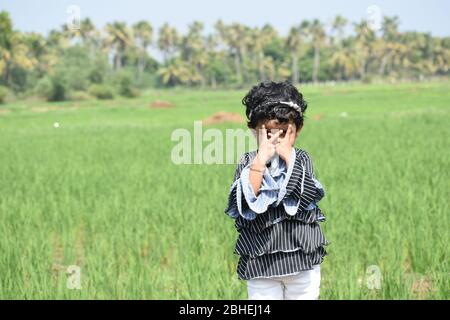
[276,148,297,206]
[241,166,278,214]
[238,148,300,220]
[312,177,325,202]
[224,179,240,219]
[282,197,301,216]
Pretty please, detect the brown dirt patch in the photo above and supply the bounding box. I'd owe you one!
[403,256,436,298]
[202,111,245,125]
[403,272,435,299]
[0,108,10,115]
[150,100,173,108]
[311,113,325,120]
[31,106,78,112]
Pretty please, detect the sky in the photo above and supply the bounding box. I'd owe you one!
[1,0,449,37]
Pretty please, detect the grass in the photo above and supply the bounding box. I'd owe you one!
[0,81,449,299]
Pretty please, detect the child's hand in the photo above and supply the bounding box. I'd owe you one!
[254,124,282,167]
[275,124,295,165]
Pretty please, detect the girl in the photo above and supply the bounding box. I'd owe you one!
[224,80,329,300]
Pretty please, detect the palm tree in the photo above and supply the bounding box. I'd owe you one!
[354,19,376,79]
[330,15,348,46]
[104,22,134,70]
[214,21,251,85]
[431,37,450,75]
[0,11,13,84]
[376,16,400,76]
[0,11,35,85]
[215,20,241,84]
[286,24,308,84]
[68,18,102,59]
[309,19,326,83]
[328,15,349,81]
[157,23,180,64]
[204,34,221,88]
[252,24,276,81]
[286,26,301,84]
[78,18,98,45]
[47,29,70,50]
[234,24,252,84]
[133,21,153,78]
[23,32,50,77]
[158,59,191,86]
[330,41,357,80]
[180,21,208,87]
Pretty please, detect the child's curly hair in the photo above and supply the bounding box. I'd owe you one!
[242,80,308,130]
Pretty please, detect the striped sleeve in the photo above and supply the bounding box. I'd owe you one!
[239,165,278,214]
[283,149,325,212]
[224,153,257,220]
[225,151,281,220]
[302,151,325,203]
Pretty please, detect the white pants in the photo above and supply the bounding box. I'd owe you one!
[247,264,321,300]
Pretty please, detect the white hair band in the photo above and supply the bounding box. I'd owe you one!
[248,100,303,119]
[278,101,303,116]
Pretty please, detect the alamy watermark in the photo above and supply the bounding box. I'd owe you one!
[358,265,382,290]
[365,265,382,290]
[366,5,382,32]
[66,5,81,31]
[171,121,259,165]
[66,265,82,290]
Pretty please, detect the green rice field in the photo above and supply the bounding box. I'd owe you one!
[0,81,449,299]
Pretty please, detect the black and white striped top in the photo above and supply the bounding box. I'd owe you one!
[224,148,329,280]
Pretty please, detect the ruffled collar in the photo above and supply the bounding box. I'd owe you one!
[267,154,286,178]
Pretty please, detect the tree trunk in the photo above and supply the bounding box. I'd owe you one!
[114,51,122,70]
[198,65,205,88]
[234,52,242,84]
[379,52,390,76]
[338,66,343,81]
[210,73,216,89]
[3,61,10,85]
[291,51,298,84]
[360,58,366,79]
[258,51,265,81]
[313,45,320,83]
[137,55,145,79]
[239,46,248,83]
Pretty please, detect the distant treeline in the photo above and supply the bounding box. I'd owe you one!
[0,10,449,102]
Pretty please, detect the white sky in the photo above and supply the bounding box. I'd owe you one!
[1,0,449,37]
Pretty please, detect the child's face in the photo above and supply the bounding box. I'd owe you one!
[254,119,301,145]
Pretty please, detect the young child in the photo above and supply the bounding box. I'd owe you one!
[224,80,329,300]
